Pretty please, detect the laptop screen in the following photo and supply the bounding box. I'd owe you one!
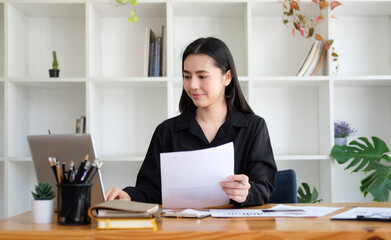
[27,134,106,207]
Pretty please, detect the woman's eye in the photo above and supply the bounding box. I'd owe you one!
[199,75,206,79]
[183,75,190,79]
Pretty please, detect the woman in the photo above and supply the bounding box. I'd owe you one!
[106,37,276,206]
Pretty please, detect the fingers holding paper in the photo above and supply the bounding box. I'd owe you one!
[105,187,131,201]
[220,174,250,203]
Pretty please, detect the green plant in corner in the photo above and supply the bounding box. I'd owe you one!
[297,182,323,203]
[115,0,138,23]
[331,137,391,202]
[31,182,55,200]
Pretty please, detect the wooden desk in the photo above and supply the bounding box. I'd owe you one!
[1,202,390,240]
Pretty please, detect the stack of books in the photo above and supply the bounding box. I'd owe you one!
[144,26,166,77]
[296,40,326,77]
[75,116,86,134]
[88,200,160,230]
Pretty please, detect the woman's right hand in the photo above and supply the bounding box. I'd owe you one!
[105,187,131,201]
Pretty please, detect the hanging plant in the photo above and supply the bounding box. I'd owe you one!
[115,0,139,23]
[282,0,341,72]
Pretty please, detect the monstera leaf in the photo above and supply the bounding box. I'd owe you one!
[331,137,391,202]
[297,183,323,203]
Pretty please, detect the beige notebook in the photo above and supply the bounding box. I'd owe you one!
[89,200,160,219]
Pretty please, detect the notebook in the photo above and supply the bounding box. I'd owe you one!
[27,134,106,207]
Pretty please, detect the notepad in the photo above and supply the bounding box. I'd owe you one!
[210,204,341,218]
[331,207,391,222]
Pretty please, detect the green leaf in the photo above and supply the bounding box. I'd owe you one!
[308,27,314,37]
[360,162,391,202]
[130,0,138,6]
[297,183,323,203]
[331,137,390,173]
[331,136,391,202]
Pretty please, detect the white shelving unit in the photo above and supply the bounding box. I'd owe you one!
[1,0,390,219]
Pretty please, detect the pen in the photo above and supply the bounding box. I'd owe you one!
[48,157,58,183]
[62,162,66,183]
[262,209,305,213]
[87,161,104,184]
[74,154,89,183]
[79,161,90,183]
[55,160,62,184]
[69,161,74,183]
[82,160,97,183]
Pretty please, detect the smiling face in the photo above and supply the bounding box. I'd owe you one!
[183,54,232,111]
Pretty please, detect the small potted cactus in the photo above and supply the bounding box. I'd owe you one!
[31,182,56,224]
[49,51,60,77]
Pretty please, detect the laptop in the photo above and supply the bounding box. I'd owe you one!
[27,134,106,207]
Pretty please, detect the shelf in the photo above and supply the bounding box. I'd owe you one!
[333,76,391,87]
[97,155,145,162]
[7,156,31,162]
[330,2,391,76]
[90,77,168,88]
[8,2,86,78]
[8,78,86,88]
[172,1,247,77]
[7,82,86,157]
[88,2,166,78]
[250,1,328,77]
[252,76,330,87]
[1,0,389,218]
[333,1,391,16]
[275,155,330,161]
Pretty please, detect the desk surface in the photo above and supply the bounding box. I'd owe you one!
[1,202,391,240]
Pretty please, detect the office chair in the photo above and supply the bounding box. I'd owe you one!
[267,169,298,203]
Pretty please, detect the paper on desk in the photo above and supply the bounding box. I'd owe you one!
[210,204,342,218]
[331,207,391,220]
[160,142,234,208]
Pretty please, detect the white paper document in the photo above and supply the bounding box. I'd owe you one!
[164,209,211,218]
[160,142,234,208]
[210,204,342,218]
[331,207,391,221]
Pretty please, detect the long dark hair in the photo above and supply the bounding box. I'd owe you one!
[179,37,254,114]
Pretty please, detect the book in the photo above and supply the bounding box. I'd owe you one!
[75,118,80,133]
[88,200,160,219]
[148,30,156,77]
[296,40,321,77]
[310,45,326,76]
[79,116,86,134]
[161,25,166,77]
[304,41,324,76]
[143,27,151,77]
[96,218,157,230]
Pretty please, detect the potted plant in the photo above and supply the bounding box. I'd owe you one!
[31,182,56,224]
[331,136,391,202]
[49,51,60,77]
[281,0,341,75]
[334,120,356,146]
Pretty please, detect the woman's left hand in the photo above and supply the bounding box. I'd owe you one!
[220,174,250,203]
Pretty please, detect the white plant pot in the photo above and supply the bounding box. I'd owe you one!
[335,137,347,146]
[31,199,54,224]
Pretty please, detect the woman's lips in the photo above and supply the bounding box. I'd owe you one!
[192,94,203,99]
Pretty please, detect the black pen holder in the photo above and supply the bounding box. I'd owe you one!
[57,183,92,225]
